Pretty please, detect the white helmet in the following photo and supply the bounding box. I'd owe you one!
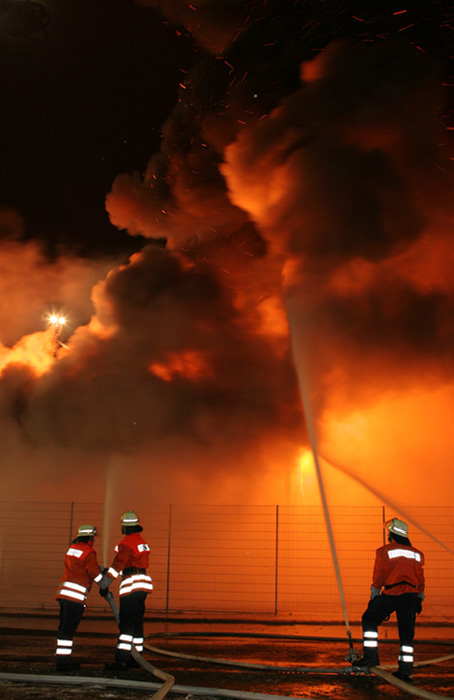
[387,518,408,538]
[77,524,97,537]
[120,510,140,526]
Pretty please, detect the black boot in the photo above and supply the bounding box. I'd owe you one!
[392,662,413,683]
[352,654,380,670]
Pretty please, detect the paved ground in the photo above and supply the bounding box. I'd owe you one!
[1,613,453,699]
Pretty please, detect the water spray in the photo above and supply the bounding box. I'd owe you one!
[102,465,115,568]
[285,296,359,663]
[319,452,454,556]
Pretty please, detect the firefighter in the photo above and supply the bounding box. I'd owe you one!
[55,524,104,671]
[353,518,425,682]
[100,510,153,670]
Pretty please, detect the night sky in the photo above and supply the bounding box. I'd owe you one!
[2,1,452,257]
[1,0,195,255]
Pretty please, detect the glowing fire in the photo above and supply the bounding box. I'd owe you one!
[0,328,57,377]
[297,449,316,498]
[149,350,213,382]
[320,383,454,506]
[0,311,68,377]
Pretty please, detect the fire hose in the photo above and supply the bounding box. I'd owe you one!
[369,666,454,700]
[0,673,308,700]
[1,626,453,700]
[143,635,454,700]
[145,639,454,673]
[104,590,175,700]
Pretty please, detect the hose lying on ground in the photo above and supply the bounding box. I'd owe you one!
[144,634,454,700]
[151,630,454,646]
[0,673,310,700]
[370,666,454,700]
[145,642,454,675]
[144,643,352,674]
[2,618,453,700]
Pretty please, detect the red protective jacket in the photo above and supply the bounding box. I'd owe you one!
[56,541,103,605]
[372,541,425,596]
[107,532,153,597]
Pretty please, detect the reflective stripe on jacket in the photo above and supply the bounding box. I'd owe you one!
[119,572,154,596]
[372,542,425,596]
[56,542,102,604]
[107,532,153,597]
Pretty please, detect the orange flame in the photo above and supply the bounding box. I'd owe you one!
[298,449,316,498]
[149,350,213,382]
[0,328,57,377]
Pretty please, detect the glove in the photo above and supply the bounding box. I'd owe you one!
[98,573,112,590]
[99,587,109,597]
[370,586,380,600]
[416,591,424,614]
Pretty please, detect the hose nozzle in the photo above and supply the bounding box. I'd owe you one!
[345,647,361,663]
[344,630,360,662]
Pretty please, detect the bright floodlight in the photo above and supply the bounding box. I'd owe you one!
[48,314,67,334]
[49,314,66,325]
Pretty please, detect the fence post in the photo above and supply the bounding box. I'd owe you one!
[68,502,74,546]
[165,504,172,615]
[274,504,279,615]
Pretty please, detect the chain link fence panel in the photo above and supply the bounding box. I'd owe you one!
[0,502,452,622]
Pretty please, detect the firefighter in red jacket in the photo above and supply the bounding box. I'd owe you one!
[55,524,103,671]
[101,510,153,670]
[353,518,425,682]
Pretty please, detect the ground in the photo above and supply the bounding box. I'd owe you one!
[1,613,454,699]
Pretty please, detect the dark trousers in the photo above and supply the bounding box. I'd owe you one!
[362,592,418,672]
[115,591,147,662]
[56,599,85,660]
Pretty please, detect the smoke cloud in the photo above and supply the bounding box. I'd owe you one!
[1,4,453,512]
[221,40,454,506]
[0,212,117,347]
[0,242,302,504]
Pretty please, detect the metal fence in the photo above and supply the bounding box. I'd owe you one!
[0,502,453,622]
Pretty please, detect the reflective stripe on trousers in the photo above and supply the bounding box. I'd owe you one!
[399,645,414,664]
[133,636,144,652]
[56,639,73,656]
[363,630,378,649]
[117,633,133,652]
